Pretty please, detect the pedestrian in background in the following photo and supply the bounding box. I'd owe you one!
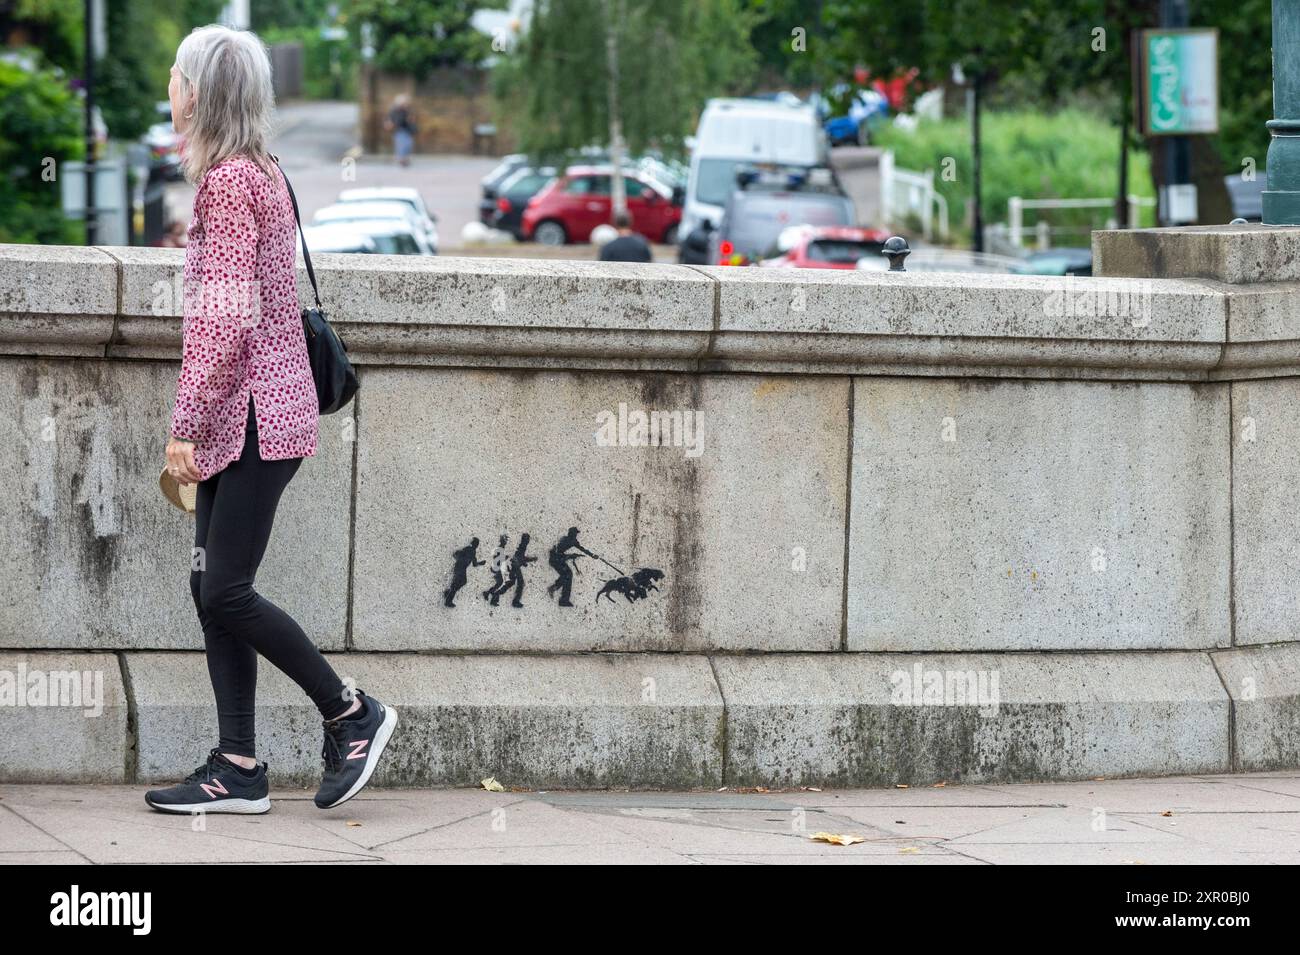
[598,210,653,262]
[149,23,398,817]
[385,93,417,166]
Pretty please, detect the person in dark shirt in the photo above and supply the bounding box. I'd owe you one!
[598,211,653,262]
[384,94,416,167]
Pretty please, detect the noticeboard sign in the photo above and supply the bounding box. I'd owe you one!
[1138,28,1219,135]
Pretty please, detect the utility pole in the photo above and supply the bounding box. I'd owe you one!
[1264,0,1300,223]
[602,0,627,223]
[969,69,983,253]
[1158,0,1192,225]
[83,0,98,245]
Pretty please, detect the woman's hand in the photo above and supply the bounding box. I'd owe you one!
[166,437,202,485]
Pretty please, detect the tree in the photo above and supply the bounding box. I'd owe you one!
[495,0,759,162]
[0,56,83,244]
[343,0,505,77]
[818,0,1247,228]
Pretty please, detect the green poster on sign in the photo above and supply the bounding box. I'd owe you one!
[1140,28,1219,135]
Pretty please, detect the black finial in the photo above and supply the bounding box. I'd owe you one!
[882,235,910,271]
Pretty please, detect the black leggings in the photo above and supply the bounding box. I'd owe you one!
[189,396,351,758]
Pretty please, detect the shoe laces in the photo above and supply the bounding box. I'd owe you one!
[184,747,224,784]
[321,717,349,774]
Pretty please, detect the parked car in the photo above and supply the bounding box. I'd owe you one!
[1225,173,1265,222]
[312,201,435,254]
[760,225,891,269]
[142,121,183,181]
[478,153,531,226]
[488,165,558,238]
[679,97,830,255]
[335,187,438,252]
[481,153,530,194]
[521,166,682,246]
[822,89,889,146]
[301,224,378,254]
[710,170,856,265]
[1009,247,1093,276]
[343,220,428,255]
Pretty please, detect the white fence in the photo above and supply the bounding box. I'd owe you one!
[1004,195,1157,250]
[878,150,950,242]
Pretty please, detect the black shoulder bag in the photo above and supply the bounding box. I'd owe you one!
[274,157,360,415]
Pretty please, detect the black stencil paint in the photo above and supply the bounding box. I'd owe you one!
[443,526,666,611]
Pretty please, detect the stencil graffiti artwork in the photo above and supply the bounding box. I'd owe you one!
[442,526,665,610]
[483,533,537,608]
[442,537,485,607]
[596,567,666,604]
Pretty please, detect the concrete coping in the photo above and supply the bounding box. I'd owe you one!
[4,241,1300,380]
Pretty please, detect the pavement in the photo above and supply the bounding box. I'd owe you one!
[3,771,1299,864]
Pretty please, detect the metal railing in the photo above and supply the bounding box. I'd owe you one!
[1005,195,1157,250]
[879,149,950,242]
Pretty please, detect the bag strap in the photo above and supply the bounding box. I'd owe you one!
[271,155,323,311]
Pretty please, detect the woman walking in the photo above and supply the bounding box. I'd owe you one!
[385,93,416,166]
[147,24,397,815]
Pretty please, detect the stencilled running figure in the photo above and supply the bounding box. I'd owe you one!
[491,533,537,608]
[443,537,484,607]
[483,535,511,602]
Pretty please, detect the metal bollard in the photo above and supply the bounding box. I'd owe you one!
[882,235,911,272]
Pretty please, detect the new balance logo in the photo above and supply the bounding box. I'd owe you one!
[200,779,229,799]
[347,739,370,760]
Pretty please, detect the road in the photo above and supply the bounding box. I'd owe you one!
[166,102,881,257]
[167,100,501,248]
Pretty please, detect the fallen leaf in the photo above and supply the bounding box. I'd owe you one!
[480,776,505,792]
[895,784,910,789]
[807,786,822,792]
[932,781,947,788]
[810,831,865,846]
[900,847,920,854]
[1160,810,1174,817]
[346,820,362,827]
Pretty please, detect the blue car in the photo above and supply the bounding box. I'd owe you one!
[816,88,889,146]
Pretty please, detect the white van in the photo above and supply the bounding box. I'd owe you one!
[679,97,829,252]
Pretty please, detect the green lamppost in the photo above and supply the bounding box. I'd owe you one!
[1264,0,1300,223]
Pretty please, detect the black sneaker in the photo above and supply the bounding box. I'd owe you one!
[314,689,399,809]
[144,747,271,814]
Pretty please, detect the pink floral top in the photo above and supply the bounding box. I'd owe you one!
[169,155,319,482]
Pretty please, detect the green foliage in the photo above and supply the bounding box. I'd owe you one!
[251,0,337,30]
[495,0,760,162]
[874,110,1156,241]
[0,55,84,244]
[0,0,82,71]
[1200,0,1271,173]
[96,0,182,141]
[342,0,505,76]
[262,25,358,100]
[815,0,1273,181]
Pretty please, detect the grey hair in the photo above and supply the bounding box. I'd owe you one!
[174,24,276,184]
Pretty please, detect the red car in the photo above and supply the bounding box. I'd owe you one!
[521,166,682,246]
[759,225,891,269]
